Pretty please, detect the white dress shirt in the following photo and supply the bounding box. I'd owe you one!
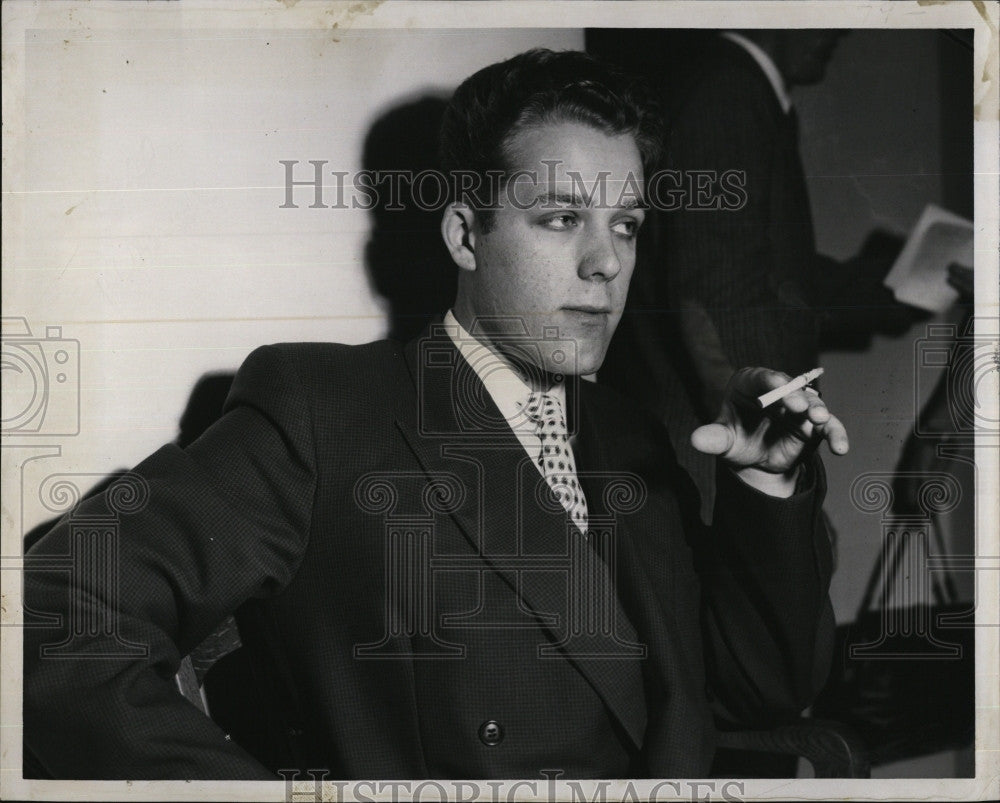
[443,309,567,476]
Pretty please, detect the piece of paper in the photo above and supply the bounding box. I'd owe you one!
[884,203,974,312]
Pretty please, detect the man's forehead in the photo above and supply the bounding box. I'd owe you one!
[501,121,646,208]
[505,121,641,165]
[505,175,647,212]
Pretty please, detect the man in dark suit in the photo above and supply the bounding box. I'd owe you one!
[595,30,909,517]
[24,49,847,780]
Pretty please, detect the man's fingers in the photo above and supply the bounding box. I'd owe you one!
[781,388,812,414]
[691,422,735,456]
[746,367,793,395]
[763,382,827,427]
[818,413,850,455]
[804,391,831,424]
[795,388,847,453]
[780,395,841,449]
[729,367,791,409]
[755,368,792,390]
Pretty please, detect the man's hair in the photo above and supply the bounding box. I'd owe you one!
[439,48,663,220]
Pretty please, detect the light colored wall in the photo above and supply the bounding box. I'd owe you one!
[9,27,582,533]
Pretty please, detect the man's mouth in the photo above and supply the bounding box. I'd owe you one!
[562,305,611,315]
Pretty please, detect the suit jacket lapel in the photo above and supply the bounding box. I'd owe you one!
[395,327,648,748]
[397,324,564,562]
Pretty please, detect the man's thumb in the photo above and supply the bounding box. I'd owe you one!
[691,423,735,456]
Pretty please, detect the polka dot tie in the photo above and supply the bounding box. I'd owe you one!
[524,391,589,534]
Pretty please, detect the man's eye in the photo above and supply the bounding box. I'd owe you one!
[541,214,579,231]
[612,218,640,239]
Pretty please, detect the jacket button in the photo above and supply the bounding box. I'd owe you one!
[478,720,504,746]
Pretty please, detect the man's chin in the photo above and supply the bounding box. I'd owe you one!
[544,347,607,379]
[514,325,612,379]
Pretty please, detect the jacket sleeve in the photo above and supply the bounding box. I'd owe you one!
[694,458,836,728]
[23,345,317,779]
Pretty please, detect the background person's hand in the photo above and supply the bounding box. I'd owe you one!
[691,367,850,496]
[947,262,974,302]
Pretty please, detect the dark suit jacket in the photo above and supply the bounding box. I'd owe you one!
[24,326,835,779]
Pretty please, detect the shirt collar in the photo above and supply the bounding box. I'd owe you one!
[721,31,793,114]
[443,309,566,431]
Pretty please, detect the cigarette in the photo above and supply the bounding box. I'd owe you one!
[756,367,824,408]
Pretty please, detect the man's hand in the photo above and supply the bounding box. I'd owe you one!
[691,367,850,497]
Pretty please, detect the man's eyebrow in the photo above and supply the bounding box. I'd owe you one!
[533,191,585,207]
[618,196,646,211]
[532,191,648,210]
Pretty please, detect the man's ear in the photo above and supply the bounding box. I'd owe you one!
[440,202,479,273]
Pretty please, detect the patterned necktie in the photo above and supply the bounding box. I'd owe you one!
[523,391,589,534]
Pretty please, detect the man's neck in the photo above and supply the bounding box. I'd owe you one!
[444,309,561,393]
[442,308,571,443]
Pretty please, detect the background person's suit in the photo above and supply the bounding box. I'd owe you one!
[596,31,910,520]
[24,326,835,779]
[598,33,820,524]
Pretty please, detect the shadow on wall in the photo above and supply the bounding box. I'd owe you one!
[24,95,459,547]
[362,94,457,342]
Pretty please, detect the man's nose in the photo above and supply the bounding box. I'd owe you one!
[578,230,623,282]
